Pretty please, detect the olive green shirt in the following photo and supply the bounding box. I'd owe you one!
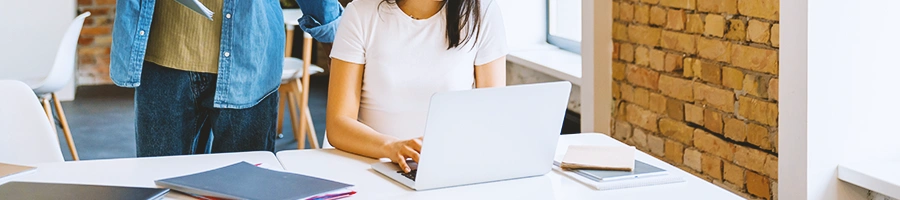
[145,0,224,74]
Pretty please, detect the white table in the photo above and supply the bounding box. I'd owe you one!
[1,151,281,200]
[277,133,743,199]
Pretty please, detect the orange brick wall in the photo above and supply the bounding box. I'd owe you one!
[76,0,116,85]
[610,0,779,199]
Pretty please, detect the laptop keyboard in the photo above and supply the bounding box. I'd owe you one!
[397,170,417,181]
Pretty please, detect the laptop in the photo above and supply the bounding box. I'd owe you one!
[372,81,572,190]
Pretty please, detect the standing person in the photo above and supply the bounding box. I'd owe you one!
[325,0,508,172]
[110,0,344,157]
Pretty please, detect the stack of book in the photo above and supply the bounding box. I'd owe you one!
[554,145,684,190]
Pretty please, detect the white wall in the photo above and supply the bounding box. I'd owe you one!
[781,0,900,199]
[0,0,77,100]
[779,0,808,198]
[581,0,612,134]
[495,0,547,50]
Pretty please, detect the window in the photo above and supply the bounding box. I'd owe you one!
[547,0,582,54]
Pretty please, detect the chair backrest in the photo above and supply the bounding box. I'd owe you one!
[0,80,65,164]
[322,132,333,149]
[32,12,91,95]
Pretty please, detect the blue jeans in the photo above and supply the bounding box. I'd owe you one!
[135,62,278,157]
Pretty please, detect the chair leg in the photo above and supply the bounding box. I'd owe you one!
[285,81,306,149]
[298,36,314,149]
[51,93,79,161]
[285,29,294,57]
[276,87,286,136]
[295,83,310,150]
[41,98,54,125]
[304,106,319,149]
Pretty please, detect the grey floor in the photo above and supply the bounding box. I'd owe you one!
[54,76,329,161]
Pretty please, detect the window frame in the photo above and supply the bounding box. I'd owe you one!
[546,0,582,54]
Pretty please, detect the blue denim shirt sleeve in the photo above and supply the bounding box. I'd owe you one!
[295,0,343,43]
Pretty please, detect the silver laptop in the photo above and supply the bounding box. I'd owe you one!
[372,81,572,190]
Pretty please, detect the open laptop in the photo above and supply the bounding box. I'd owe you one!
[372,81,572,190]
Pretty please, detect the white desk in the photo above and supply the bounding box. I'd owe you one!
[1,151,281,200]
[277,133,743,199]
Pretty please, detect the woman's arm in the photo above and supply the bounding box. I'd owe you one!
[326,58,423,172]
[474,56,507,88]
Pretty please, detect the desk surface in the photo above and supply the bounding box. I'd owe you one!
[277,133,743,200]
[1,151,281,200]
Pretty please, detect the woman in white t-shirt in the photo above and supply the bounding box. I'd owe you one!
[326,0,507,172]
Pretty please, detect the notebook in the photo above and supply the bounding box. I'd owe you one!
[155,162,353,200]
[0,162,36,180]
[559,145,635,171]
[0,182,169,200]
[553,160,684,190]
[174,0,214,20]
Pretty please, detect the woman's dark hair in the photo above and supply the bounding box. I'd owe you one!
[382,0,482,49]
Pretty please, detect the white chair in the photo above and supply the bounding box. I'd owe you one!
[0,80,66,165]
[278,9,325,149]
[17,12,91,161]
[322,132,334,149]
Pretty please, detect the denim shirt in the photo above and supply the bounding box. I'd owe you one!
[297,0,343,43]
[111,0,286,109]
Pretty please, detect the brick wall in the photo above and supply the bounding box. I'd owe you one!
[77,0,115,85]
[609,0,778,199]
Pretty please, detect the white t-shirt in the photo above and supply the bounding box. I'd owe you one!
[330,0,508,140]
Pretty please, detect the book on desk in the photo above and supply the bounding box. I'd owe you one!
[553,160,684,190]
[553,145,684,190]
[0,182,169,200]
[155,162,354,200]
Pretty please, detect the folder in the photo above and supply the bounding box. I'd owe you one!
[0,182,169,200]
[156,162,353,200]
[173,0,214,20]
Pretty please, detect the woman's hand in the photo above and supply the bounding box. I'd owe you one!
[381,137,423,172]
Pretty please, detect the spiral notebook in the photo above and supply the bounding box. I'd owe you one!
[553,160,684,190]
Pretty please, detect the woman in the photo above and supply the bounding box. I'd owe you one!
[326,0,507,172]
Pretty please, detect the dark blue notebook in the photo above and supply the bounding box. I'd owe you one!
[0,182,169,200]
[155,162,352,200]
